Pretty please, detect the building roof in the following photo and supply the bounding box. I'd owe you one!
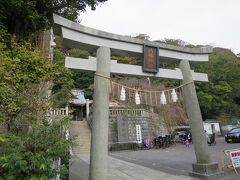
[70,89,86,105]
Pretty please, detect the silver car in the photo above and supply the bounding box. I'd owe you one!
[174,131,187,143]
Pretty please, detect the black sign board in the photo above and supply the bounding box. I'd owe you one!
[143,44,159,73]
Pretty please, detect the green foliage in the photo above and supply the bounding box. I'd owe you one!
[0,0,108,40]
[150,77,180,88]
[0,118,71,179]
[53,47,94,99]
[71,71,94,99]
[154,38,204,48]
[53,0,108,20]
[155,39,240,122]
[51,65,74,108]
[195,48,240,120]
[66,48,94,98]
[67,48,90,58]
[0,32,73,131]
[1,42,54,85]
[0,0,108,178]
[112,56,138,65]
[134,34,150,40]
[53,48,65,65]
[0,25,11,48]
[154,38,189,47]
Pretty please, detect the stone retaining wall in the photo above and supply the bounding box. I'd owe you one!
[108,115,156,144]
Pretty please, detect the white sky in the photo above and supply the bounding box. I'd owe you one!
[80,0,240,54]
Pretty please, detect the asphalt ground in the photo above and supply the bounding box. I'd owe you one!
[70,154,198,180]
[110,137,240,179]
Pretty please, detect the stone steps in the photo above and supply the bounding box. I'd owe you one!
[69,121,91,154]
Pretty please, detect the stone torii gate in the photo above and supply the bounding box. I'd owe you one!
[53,14,223,179]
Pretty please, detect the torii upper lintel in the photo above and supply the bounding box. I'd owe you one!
[53,14,212,64]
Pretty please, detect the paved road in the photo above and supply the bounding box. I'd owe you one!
[70,154,198,180]
[110,137,240,179]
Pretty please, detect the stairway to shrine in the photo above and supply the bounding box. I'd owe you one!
[69,121,91,154]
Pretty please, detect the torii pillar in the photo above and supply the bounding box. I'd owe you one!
[90,47,110,180]
[180,60,223,179]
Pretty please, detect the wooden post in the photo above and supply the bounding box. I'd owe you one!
[86,99,89,121]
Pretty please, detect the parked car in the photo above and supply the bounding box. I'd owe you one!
[174,127,191,133]
[173,131,187,143]
[173,127,191,143]
[225,127,240,143]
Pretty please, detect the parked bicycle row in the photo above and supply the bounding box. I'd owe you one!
[142,135,176,149]
[142,132,216,150]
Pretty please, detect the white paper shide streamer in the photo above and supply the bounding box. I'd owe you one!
[171,89,178,102]
[135,91,141,105]
[160,91,167,105]
[120,86,126,101]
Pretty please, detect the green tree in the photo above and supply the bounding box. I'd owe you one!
[112,56,138,65]
[0,0,110,178]
[0,0,108,40]
[0,30,72,179]
[195,48,240,121]
[65,48,94,98]
[0,118,71,179]
[154,38,189,47]
[0,31,73,132]
[155,38,240,122]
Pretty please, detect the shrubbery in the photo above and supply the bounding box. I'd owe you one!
[0,28,72,179]
[0,118,71,179]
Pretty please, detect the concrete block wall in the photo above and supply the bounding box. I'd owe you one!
[128,116,151,142]
[108,115,156,143]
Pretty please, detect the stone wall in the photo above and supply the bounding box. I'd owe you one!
[109,116,118,143]
[108,115,156,143]
[129,116,154,142]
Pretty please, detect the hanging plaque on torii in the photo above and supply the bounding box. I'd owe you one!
[143,44,159,73]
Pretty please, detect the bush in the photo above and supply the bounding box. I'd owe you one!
[0,118,71,179]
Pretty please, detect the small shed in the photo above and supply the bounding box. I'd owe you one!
[203,120,221,135]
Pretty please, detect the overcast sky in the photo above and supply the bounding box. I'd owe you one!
[80,0,240,54]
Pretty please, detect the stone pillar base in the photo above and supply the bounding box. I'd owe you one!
[189,162,224,180]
